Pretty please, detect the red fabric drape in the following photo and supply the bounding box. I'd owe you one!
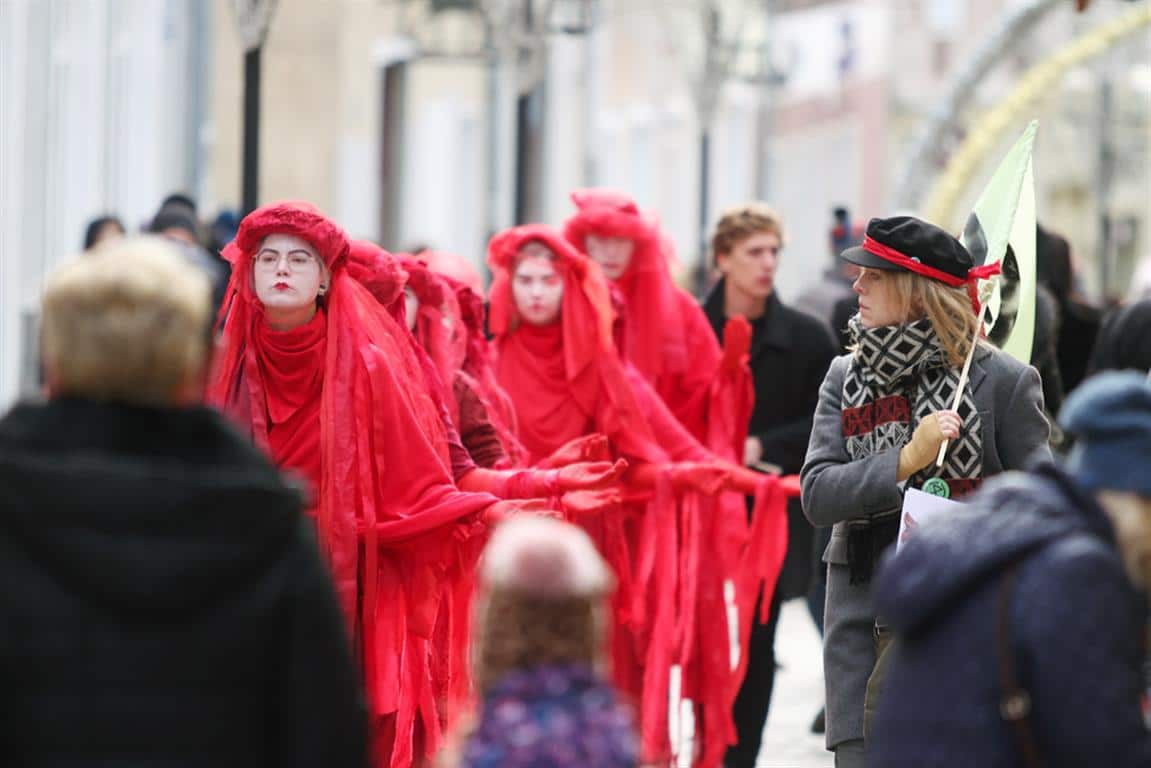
[207,202,498,768]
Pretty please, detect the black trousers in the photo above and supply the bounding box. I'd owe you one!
[725,587,784,768]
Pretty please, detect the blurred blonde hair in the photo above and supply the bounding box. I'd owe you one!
[711,202,786,260]
[41,237,212,405]
[859,268,981,368]
[473,517,612,692]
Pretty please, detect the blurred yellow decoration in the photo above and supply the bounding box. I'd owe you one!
[923,3,1151,226]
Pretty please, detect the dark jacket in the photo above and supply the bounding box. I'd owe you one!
[870,462,1151,767]
[704,284,837,598]
[0,399,367,768]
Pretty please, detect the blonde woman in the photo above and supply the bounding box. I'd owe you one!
[801,216,1051,767]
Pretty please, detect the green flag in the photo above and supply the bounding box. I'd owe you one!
[958,121,1038,365]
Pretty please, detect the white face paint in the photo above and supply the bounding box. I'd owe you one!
[512,254,564,326]
[252,233,329,330]
[585,234,635,281]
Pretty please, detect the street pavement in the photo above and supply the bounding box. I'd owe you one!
[756,600,833,767]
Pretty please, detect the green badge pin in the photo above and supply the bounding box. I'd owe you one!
[922,477,951,498]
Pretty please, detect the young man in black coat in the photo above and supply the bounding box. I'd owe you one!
[0,238,367,767]
[702,204,837,767]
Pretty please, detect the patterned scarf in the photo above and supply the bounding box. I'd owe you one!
[841,316,983,583]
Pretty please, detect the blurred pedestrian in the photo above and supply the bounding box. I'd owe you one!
[801,216,1051,767]
[150,199,229,312]
[0,237,366,766]
[794,206,863,340]
[870,372,1151,767]
[1037,224,1101,395]
[447,515,638,768]
[701,203,837,767]
[82,214,125,251]
[1087,297,1151,378]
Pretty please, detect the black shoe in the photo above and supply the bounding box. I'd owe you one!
[811,706,826,735]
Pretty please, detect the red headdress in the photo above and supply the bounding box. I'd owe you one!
[421,248,486,297]
[487,224,664,466]
[207,203,496,767]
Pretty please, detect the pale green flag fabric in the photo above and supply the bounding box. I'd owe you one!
[958,121,1038,365]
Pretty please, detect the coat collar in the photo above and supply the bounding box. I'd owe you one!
[968,344,994,397]
[703,278,794,358]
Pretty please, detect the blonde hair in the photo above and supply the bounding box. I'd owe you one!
[856,268,980,368]
[41,237,212,405]
[711,202,786,260]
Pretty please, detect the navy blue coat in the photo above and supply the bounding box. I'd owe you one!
[870,462,1151,767]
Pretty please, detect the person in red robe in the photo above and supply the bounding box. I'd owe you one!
[563,189,752,463]
[207,202,554,768]
[487,224,788,767]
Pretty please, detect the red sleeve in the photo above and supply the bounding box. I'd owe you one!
[653,291,723,441]
[624,363,714,463]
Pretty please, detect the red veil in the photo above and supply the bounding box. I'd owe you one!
[564,189,751,462]
[207,203,497,767]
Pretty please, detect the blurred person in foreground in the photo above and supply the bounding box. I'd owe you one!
[0,237,366,766]
[449,515,638,768]
[870,372,1151,767]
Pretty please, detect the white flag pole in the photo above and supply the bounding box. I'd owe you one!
[936,281,995,468]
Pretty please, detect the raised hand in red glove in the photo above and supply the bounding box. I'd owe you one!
[536,433,612,468]
[560,488,623,518]
[460,460,627,499]
[720,315,753,372]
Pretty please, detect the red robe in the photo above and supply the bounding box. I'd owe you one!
[487,225,787,766]
[207,202,498,768]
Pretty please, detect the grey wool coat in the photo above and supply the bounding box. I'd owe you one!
[800,344,1051,751]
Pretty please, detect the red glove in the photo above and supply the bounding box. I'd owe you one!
[727,464,768,496]
[668,461,733,496]
[779,474,802,498]
[720,315,752,373]
[483,498,562,526]
[560,488,623,518]
[537,433,612,468]
[556,459,628,492]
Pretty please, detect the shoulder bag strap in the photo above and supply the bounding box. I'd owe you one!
[996,560,1043,768]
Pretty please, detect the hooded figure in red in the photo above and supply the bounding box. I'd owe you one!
[564,189,752,462]
[208,202,535,768]
[487,225,788,767]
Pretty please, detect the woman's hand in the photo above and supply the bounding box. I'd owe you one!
[898,410,961,481]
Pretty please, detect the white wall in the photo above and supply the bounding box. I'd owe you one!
[0,0,208,410]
